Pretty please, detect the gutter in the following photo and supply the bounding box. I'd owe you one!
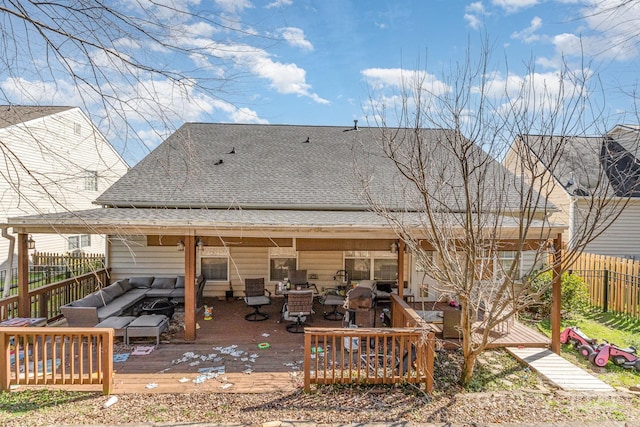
[1,227,14,298]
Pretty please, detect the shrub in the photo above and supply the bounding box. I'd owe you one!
[529,271,590,318]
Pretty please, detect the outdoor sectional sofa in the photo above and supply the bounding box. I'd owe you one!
[61,275,205,327]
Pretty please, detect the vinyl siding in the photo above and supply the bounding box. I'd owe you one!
[0,108,128,264]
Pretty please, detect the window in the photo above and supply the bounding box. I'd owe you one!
[68,234,91,250]
[374,258,397,281]
[498,251,521,279]
[201,257,228,281]
[345,250,398,282]
[68,236,79,250]
[84,170,98,191]
[269,247,296,281]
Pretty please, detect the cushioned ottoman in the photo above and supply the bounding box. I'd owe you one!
[95,316,136,339]
[125,314,169,346]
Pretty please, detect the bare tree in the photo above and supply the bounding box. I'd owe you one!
[357,44,638,385]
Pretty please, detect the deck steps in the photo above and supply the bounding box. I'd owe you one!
[507,347,614,392]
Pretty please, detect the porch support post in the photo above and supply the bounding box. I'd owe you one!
[184,234,197,341]
[17,233,30,317]
[397,239,405,299]
[551,233,562,354]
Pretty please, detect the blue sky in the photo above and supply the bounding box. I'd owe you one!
[2,0,639,164]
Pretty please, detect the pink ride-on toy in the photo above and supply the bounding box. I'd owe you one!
[559,326,599,359]
[589,342,640,370]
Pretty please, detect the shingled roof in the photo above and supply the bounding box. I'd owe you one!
[519,132,640,198]
[0,105,73,129]
[96,123,532,212]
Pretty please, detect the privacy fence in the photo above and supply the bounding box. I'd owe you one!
[568,252,640,318]
[0,252,105,295]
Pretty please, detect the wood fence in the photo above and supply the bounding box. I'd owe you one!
[0,327,114,394]
[568,252,640,318]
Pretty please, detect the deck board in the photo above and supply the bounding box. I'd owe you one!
[50,298,552,393]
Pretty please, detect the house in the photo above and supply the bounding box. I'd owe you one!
[0,106,129,270]
[8,123,564,340]
[503,125,640,259]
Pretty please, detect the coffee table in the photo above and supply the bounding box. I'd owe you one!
[125,314,168,346]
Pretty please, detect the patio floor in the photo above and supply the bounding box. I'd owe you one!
[54,297,550,394]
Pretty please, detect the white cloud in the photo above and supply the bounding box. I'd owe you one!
[464,2,489,30]
[0,77,88,106]
[511,16,542,43]
[214,0,253,14]
[278,27,314,51]
[492,0,539,14]
[361,68,450,96]
[266,0,292,8]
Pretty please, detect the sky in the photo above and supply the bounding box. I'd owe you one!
[2,0,640,165]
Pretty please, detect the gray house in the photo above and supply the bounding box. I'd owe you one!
[9,123,563,340]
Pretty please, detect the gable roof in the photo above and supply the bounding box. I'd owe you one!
[0,105,73,129]
[97,123,535,212]
[518,133,640,198]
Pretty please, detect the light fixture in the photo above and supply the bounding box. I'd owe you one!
[196,237,204,251]
[27,235,35,250]
[390,241,398,254]
[177,240,185,251]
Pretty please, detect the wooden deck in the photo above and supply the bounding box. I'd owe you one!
[53,298,550,394]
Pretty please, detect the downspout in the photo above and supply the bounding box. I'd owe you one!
[568,196,576,251]
[1,227,14,298]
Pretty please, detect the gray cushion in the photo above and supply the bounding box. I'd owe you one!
[145,288,174,298]
[70,293,103,308]
[245,296,270,306]
[117,279,132,293]
[93,291,114,306]
[151,277,176,289]
[129,276,154,288]
[128,314,168,328]
[96,304,123,321]
[102,283,124,300]
[175,276,185,288]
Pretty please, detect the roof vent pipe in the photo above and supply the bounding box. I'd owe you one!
[1,227,14,298]
[353,120,358,130]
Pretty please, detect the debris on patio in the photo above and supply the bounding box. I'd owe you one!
[131,345,155,356]
[113,353,130,363]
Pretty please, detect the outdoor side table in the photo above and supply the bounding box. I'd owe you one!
[95,316,136,339]
[125,314,168,346]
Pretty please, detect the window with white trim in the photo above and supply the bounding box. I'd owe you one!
[84,170,98,191]
[68,234,91,250]
[269,247,297,282]
[200,247,228,281]
[345,251,397,282]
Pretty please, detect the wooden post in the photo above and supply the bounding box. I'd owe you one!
[551,233,562,354]
[397,239,405,299]
[17,233,30,317]
[184,234,197,341]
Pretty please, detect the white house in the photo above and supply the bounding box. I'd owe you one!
[0,106,129,270]
[503,126,640,259]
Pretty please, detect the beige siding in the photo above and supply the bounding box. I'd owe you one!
[298,251,345,292]
[109,236,184,283]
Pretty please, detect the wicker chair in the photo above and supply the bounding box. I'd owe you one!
[281,290,314,333]
[243,278,271,321]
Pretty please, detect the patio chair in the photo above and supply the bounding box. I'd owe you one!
[288,269,319,294]
[281,290,314,333]
[321,288,346,321]
[244,278,271,321]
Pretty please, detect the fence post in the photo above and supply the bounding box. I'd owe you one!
[603,269,609,313]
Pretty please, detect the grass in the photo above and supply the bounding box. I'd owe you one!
[0,389,94,420]
[531,307,640,388]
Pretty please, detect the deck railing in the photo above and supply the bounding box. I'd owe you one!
[303,326,435,393]
[0,269,110,322]
[0,327,114,394]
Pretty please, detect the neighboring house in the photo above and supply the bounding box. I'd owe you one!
[0,106,129,269]
[8,123,563,339]
[503,125,640,259]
